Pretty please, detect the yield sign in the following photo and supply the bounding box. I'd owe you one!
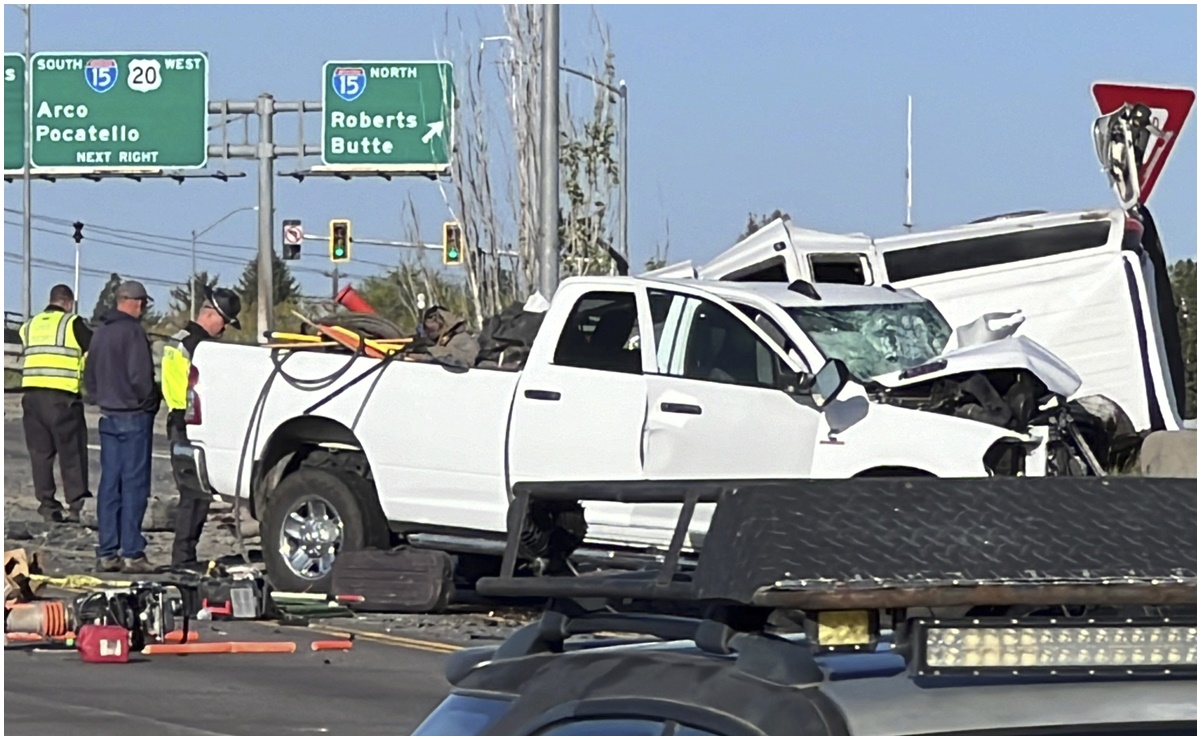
[1092,82,1195,204]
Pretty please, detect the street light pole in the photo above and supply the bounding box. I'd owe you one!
[190,229,198,319]
[21,4,32,320]
[619,80,628,264]
[191,206,257,319]
[484,35,630,270]
[559,65,630,265]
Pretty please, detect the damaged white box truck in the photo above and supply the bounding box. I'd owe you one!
[647,83,1196,468]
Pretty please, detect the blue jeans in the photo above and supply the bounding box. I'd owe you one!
[96,412,155,559]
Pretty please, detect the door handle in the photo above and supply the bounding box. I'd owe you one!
[524,389,561,401]
[660,402,702,415]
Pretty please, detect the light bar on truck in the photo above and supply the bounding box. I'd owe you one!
[912,617,1197,677]
[811,610,880,652]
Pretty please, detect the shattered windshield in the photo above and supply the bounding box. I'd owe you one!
[786,301,952,380]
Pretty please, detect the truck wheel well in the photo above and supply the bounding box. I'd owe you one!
[853,466,936,477]
[251,416,382,524]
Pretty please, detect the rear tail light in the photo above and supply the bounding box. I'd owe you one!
[184,365,201,425]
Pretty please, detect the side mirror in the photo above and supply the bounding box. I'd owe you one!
[810,358,850,409]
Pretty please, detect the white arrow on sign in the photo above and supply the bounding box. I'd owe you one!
[421,120,445,145]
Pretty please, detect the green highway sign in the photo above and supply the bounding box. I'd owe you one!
[5,54,25,171]
[30,52,208,170]
[322,61,454,170]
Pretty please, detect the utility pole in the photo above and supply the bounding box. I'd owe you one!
[904,95,913,233]
[256,93,275,336]
[538,3,561,299]
[21,4,32,320]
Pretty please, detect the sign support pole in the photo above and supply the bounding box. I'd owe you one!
[21,5,31,320]
[538,3,561,300]
[256,93,276,338]
[73,243,80,307]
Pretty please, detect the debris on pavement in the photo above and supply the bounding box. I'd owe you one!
[143,641,297,655]
[4,547,43,603]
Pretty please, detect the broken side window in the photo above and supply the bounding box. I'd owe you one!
[809,253,872,285]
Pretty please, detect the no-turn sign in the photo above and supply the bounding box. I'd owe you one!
[282,219,304,246]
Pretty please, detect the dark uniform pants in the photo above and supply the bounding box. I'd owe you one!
[22,389,90,516]
[168,424,211,566]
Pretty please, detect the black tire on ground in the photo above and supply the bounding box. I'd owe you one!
[260,467,389,594]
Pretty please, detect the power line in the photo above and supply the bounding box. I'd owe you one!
[5,207,441,264]
[3,219,386,278]
[3,252,184,288]
[4,207,252,251]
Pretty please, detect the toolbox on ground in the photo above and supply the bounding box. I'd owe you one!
[330,548,454,612]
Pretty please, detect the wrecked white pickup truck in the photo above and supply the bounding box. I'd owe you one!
[178,275,1094,593]
[648,84,1196,467]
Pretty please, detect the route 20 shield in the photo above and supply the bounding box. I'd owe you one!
[84,59,118,94]
[332,67,366,103]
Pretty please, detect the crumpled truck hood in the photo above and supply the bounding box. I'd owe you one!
[870,335,1083,398]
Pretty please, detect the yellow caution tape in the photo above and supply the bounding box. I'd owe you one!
[29,574,132,590]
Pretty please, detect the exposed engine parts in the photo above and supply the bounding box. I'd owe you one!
[872,369,1112,476]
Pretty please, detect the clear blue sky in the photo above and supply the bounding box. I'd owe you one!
[4,3,1197,315]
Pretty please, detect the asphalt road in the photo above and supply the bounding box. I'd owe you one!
[4,620,454,735]
[3,397,173,462]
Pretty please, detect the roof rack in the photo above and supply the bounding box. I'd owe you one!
[478,477,1197,611]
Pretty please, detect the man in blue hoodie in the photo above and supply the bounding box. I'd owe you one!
[83,281,161,574]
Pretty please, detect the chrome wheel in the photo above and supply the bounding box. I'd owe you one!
[278,495,344,581]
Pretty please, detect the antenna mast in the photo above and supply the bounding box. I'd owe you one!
[904,95,913,232]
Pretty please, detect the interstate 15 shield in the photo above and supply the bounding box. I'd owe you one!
[84,58,118,93]
[332,67,366,102]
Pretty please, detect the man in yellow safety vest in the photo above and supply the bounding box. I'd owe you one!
[161,286,241,571]
[19,284,93,523]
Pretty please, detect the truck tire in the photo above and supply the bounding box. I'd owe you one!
[261,467,388,594]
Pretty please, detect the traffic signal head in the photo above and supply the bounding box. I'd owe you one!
[443,221,463,266]
[330,219,351,263]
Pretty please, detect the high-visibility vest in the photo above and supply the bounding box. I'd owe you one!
[161,329,192,412]
[19,311,85,394]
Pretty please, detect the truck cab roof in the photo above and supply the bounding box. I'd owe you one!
[650,278,927,308]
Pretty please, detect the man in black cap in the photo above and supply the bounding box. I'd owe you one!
[161,286,241,572]
[83,280,160,574]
